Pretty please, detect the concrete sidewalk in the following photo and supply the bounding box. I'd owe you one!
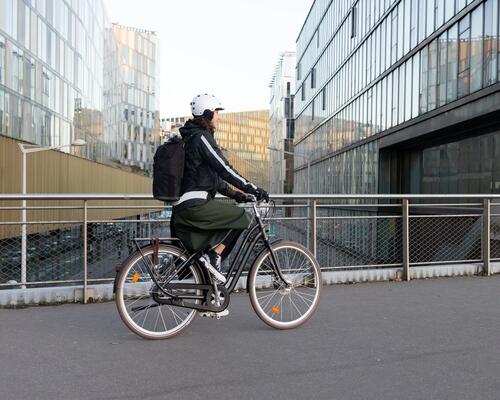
[1,276,499,400]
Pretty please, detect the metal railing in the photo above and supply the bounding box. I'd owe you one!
[1,193,499,302]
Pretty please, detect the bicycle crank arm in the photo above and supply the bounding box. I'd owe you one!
[157,296,230,313]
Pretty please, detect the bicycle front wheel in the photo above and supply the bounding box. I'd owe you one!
[248,241,322,329]
[115,244,202,340]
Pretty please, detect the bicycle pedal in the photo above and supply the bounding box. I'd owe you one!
[199,309,229,319]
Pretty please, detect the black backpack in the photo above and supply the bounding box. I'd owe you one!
[152,136,185,202]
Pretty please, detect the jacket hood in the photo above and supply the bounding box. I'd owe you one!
[179,119,205,139]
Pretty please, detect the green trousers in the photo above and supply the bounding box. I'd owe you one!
[171,199,252,253]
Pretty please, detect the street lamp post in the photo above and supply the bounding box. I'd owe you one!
[268,145,312,250]
[18,139,87,287]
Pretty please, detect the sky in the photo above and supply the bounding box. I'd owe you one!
[103,0,314,117]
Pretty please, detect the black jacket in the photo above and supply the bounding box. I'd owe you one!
[174,120,257,210]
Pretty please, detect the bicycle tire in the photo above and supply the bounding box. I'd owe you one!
[248,241,322,329]
[115,244,202,340]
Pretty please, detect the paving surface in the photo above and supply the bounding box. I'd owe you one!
[1,276,500,400]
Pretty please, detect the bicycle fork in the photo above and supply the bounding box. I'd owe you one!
[256,215,291,288]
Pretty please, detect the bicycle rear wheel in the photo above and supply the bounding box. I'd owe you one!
[248,241,322,329]
[115,244,202,340]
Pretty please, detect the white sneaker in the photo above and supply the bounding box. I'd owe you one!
[200,309,230,318]
[198,254,226,283]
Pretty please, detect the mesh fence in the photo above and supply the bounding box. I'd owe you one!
[86,212,172,281]
[0,223,84,284]
[316,217,402,269]
[0,231,21,284]
[1,200,499,287]
[490,215,500,260]
[409,216,482,263]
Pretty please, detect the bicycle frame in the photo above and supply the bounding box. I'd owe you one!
[128,203,290,310]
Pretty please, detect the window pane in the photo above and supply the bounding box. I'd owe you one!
[391,8,398,64]
[412,52,420,118]
[458,15,470,98]
[470,4,483,93]
[410,0,418,49]
[483,0,498,86]
[438,32,447,107]
[447,23,458,102]
[403,0,411,55]
[428,39,438,110]
[427,0,435,36]
[397,2,404,59]
[436,0,445,29]
[418,0,427,44]
[445,0,455,22]
[405,59,412,121]
[392,69,399,126]
[0,35,5,85]
[420,46,429,114]
[386,72,393,129]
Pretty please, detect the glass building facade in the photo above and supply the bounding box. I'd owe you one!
[166,110,270,190]
[0,1,160,175]
[0,0,106,160]
[269,51,295,194]
[295,0,500,194]
[104,23,160,174]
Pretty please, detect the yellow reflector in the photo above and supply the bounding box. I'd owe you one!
[132,272,139,283]
[271,306,280,314]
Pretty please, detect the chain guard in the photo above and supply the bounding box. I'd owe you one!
[151,283,230,312]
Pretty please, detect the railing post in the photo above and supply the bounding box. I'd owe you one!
[311,198,317,257]
[482,198,491,276]
[402,198,410,281]
[83,200,88,304]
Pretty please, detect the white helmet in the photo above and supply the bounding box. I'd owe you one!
[190,94,224,117]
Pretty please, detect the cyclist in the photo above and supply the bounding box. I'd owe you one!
[171,94,269,306]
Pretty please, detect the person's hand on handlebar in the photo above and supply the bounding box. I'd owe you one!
[234,192,257,203]
[253,187,269,203]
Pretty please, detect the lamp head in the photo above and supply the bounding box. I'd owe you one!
[71,139,87,146]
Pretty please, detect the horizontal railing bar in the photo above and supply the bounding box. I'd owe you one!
[0,206,84,210]
[0,277,115,287]
[0,206,167,211]
[88,206,165,209]
[1,213,488,225]
[266,217,310,221]
[409,203,483,207]
[1,203,485,211]
[267,204,309,208]
[0,219,172,225]
[321,263,403,270]
[0,221,84,225]
[409,214,482,218]
[317,215,403,220]
[2,193,500,200]
[409,259,482,266]
[134,237,178,241]
[87,219,170,223]
[0,279,82,286]
[318,204,401,208]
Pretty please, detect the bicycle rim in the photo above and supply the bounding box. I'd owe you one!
[116,245,202,339]
[249,241,322,329]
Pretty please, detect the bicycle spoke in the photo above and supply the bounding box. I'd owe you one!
[117,247,202,339]
[251,243,321,327]
[291,288,314,307]
[158,305,168,331]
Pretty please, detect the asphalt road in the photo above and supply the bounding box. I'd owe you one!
[1,276,500,400]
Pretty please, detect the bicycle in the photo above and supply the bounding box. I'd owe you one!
[114,201,322,339]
